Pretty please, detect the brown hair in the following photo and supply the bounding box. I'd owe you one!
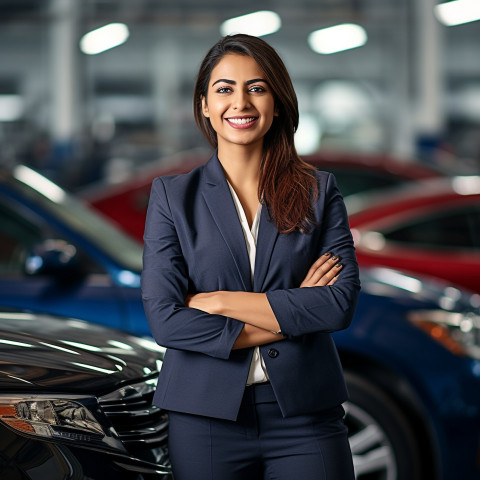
[193,34,317,233]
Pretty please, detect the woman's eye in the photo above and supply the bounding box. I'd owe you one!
[217,86,232,94]
[249,86,266,93]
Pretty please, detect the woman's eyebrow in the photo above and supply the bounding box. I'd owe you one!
[246,78,267,85]
[212,78,235,86]
[211,78,268,86]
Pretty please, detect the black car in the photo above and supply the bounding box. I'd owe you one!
[0,309,171,479]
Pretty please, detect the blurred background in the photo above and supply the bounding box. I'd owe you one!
[1,0,479,191]
[1,3,480,478]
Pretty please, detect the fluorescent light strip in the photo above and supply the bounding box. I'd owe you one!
[0,95,23,122]
[308,23,367,55]
[220,11,281,37]
[435,0,480,26]
[80,23,130,55]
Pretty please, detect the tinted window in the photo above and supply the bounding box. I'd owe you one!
[383,205,480,250]
[0,197,103,275]
[323,168,404,197]
[0,199,44,273]
[9,166,143,272]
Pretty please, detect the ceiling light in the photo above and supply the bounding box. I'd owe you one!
[0,95,23,122]
[80,23,130,55]
[220,11,281,37]
[295,113,321,155]
[308,23,367,55]
[435,0,480,26]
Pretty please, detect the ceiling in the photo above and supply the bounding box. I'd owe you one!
[0,0,479,183]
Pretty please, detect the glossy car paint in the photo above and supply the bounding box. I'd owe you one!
[0,310,170,479]
[339,269,480,479]
[0,165,145,334]
[347,176,480,293]
[0,165,479,479]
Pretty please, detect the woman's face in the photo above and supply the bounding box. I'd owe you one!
[201,53,277,151]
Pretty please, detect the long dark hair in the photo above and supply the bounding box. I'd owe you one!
[193,34,317,233]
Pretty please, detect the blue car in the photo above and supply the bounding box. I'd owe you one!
[0,164,479,480]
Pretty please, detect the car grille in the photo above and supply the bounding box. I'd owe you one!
[99,377,170,467]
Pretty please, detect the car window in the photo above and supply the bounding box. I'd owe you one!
[0,197,104,276]
[0,200,42,273]
[10,165,143,272]
[383,204,480,250]
[320,168,405,197]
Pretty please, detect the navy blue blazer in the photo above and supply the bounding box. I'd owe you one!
[141,152,360,421]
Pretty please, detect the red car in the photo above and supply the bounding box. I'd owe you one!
[348,175,480,293]
[83,150,443,242]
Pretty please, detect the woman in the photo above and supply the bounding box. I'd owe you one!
[141,34,360,480]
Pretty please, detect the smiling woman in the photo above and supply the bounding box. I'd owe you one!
[193,35,319,234]
[142,33,360,480]
[200,54,277,153]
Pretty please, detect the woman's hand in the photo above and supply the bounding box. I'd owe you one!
[186,252,342,312]
[300,252,342,288]
[185,292,220,313]
[186,292,284,349]
[184,252,342,347]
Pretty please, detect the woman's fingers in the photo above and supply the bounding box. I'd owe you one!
[301,252,331,284]
[327,268,342,286]
[300,253,342,287]
[310,261,342,286]
[307,254,339,284]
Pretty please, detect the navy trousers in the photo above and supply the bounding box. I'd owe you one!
[168,382,355,480]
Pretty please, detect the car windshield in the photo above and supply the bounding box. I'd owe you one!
[8,165,143,272]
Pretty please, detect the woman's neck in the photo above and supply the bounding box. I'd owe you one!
[217,143,262,190]
[217,143,262,226]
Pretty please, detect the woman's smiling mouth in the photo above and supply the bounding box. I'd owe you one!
[226,116,258,129]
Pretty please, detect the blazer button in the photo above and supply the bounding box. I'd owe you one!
[268,348,279,358]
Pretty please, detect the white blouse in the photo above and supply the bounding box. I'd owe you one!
[227,181,269,385]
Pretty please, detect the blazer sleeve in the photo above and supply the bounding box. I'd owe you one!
[141,177,244,359]
[266,173,361,338]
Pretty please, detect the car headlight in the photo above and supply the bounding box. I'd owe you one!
[0,395,125,452]
[408,310,480,359]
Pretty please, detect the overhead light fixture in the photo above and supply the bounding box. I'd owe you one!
[308,23,367,55]
[435,0,480,26]
[0,95,23,122]
[295,113,322,155]
[220,11,281,37]
[80,23,130,55]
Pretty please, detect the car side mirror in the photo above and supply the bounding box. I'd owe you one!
[24,239,81,277]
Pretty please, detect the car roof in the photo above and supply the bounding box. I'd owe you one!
[81,149,448,204]
[304,151,447,180]
[346,175,480,220]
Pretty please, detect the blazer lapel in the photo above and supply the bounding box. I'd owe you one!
[201,153,252,291]
[254,205,279,292]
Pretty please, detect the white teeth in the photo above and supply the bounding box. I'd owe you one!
[228,117,256,125]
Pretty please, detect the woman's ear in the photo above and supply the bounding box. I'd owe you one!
[274,103,279,117]
[201,96,210,118]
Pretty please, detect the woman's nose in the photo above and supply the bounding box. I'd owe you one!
[232,90,250,110]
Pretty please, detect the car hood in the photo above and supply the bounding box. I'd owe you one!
[360,266,479,312]
[0,310,164,394]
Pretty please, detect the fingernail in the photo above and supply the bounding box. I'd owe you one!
[323,252,332,257]
[331,255,339,261]
[335,263,343,268]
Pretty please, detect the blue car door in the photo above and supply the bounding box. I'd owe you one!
[0,192,130,332]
